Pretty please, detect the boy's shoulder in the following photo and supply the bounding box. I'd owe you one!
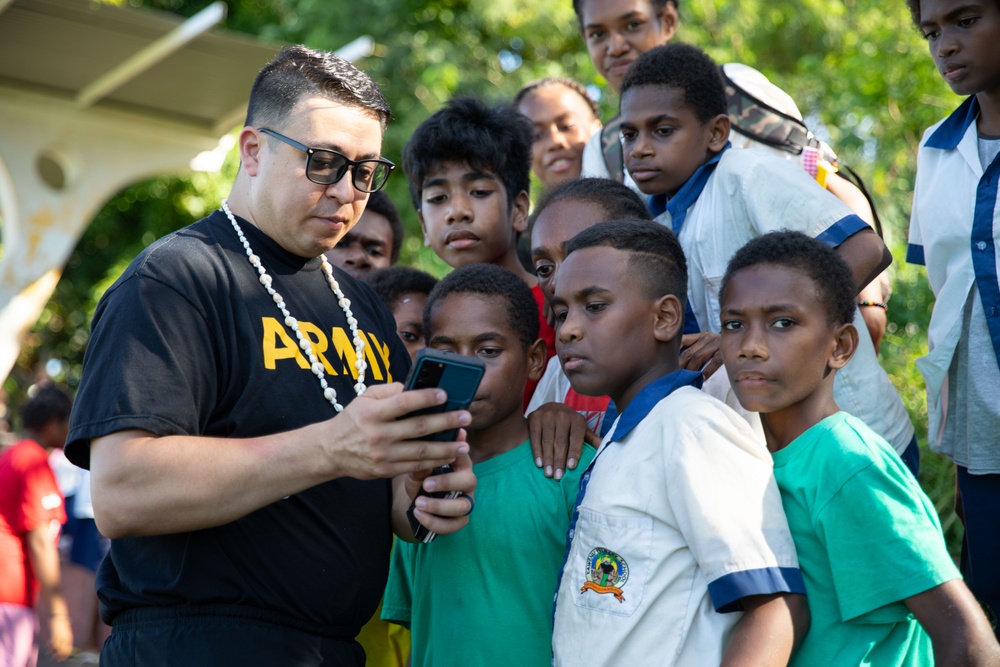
[776,412,916,501]
[919,96,978,151]
[630,385,769,460]
[714,145,816,188]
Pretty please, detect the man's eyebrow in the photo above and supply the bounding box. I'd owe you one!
[318,143,380,160]
[428,333,454,346]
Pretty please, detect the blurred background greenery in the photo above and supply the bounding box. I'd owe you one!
[3,0,965,554]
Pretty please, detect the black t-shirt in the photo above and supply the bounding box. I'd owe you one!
[66,210,411,637]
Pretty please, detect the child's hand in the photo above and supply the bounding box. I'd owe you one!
[680,332,722,378]
[404,446,477,535]
[527,402,599,480]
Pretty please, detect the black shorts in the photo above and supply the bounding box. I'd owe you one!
[101,608,365,667]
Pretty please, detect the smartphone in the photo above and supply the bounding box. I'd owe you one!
[401,348,485,543]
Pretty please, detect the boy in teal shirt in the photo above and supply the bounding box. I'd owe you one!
[381,263,594,666]
[719,230,999,665]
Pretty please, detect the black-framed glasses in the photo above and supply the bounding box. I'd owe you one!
[258,128,395,193]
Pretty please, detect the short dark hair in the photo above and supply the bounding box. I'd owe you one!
[246,45,391,131]
[364,192,404,264]
[527,177,651,240]
[364,266,438,309]
[571,0,677,27]
[403,96,532,210]
[720,231,857,326]
[424,264,539,349]
[21,385,72,431]
[620,43,726,124]
[514,77,601,120]
[564,219,688,310]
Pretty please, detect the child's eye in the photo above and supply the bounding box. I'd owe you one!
[554,309,568,324]
[366,246,385,257]
[625,20,644,31]
[471,189,494,198]
[399,331,420,343]
[424,193,447,205]
[957,16,978,28]
[772,318,795,329]
[585,302,607,314]
[620,129,637,142]
[557,122,576,133]
[587,29,605,42]
[534,262,555,279]
[655,126,675,137]
[479,347,502,358]
[721,320,743,332]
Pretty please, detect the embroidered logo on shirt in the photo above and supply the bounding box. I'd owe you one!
[581,547,629,602]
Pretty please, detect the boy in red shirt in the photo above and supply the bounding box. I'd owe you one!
[0,385,73,666]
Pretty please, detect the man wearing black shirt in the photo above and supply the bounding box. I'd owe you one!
[65,45,476,666]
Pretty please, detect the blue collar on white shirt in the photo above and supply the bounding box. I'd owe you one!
[606,369,704,443]
[648,143,731,234]
[924,95,1000,374]
[647,145,731,335]
[926,96,979,150]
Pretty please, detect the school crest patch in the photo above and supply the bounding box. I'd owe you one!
[581,547,628,602]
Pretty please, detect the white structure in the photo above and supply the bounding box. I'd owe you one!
[0,0,371,384]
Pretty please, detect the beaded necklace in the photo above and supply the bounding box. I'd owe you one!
[222,199,367,411]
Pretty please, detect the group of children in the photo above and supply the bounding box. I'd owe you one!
[317,0,1000,663]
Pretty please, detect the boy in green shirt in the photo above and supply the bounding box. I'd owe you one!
[718,230,999,665]
[381,263,595,666]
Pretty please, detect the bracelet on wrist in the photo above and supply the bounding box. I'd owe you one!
[857,300,888,311]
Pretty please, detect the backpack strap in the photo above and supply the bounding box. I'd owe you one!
[601,115,625,183]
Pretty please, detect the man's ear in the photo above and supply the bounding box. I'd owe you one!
[239,127,263,177]
[652,294,684,343]
[658,1,679,43]
[829,322,858,371]
[526,338,547,382]
[512,191,531,234]
[706,114,731,154]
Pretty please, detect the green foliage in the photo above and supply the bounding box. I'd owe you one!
[9,0,969,553]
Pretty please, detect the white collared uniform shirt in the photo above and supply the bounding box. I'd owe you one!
[552,377,802,666]
[908,97,1000,467]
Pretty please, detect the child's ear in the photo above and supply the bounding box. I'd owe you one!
[652,294,684,343]
[512,191,531,234]
[658,1,679,43]
[706,114,731,154]
[829,322,858,371]
[239,127,263,176]
[526,338,547,382]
